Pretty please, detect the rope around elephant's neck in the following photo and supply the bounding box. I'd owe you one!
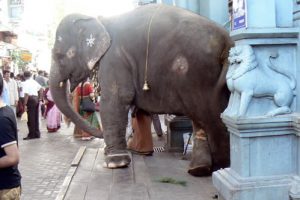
[143,5,162,91]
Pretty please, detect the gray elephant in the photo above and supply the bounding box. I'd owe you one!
[50,4,234,176]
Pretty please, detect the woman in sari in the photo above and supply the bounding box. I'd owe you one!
[44,87,62,132]
[73,78,100,140]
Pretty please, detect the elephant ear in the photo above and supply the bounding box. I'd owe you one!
[75,17,111,70]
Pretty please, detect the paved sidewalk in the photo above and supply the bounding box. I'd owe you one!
[17,118,104,200]
[17,117,217,200]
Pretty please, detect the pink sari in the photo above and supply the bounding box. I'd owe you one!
[45,88,61,132]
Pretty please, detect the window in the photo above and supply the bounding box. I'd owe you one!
[8,0,23,21]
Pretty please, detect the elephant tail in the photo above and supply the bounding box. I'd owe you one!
[216,41,234,92]
[212,41,234,113]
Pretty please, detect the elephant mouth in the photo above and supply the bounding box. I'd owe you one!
[67,75,87,92]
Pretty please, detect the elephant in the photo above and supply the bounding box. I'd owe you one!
[50,4,234,177]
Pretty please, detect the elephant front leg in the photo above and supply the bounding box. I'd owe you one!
[188,122,212,176]
[100,99,131,169]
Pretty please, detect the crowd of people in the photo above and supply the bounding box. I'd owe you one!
[0,69,102,141]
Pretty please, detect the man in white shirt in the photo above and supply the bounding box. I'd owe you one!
[3,70,19,116]
[22,71,43,140]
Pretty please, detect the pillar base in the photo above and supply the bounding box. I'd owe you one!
[213,168,296,200]
[290,176,300,200]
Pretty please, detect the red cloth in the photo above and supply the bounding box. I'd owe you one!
[76,83,93,97]
[127,110,153,153]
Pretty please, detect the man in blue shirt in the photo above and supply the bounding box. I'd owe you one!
[2,80,10,106]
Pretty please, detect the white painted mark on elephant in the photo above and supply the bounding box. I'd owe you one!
[87,58,98,70]
[195,129,207,141]
[86,34,95,47]
[172,55,188,75]
[110,81,119,95]
[57,36,62,42]
[66,46,76,59]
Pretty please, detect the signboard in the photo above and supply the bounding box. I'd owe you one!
[232,0,247,30]
[20,51,32,62]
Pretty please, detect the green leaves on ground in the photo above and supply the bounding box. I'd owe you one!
[155,177,187,186]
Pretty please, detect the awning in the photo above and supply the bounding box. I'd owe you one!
[0,41,17,50]
[0,41,18,58]
[0,24,12,32]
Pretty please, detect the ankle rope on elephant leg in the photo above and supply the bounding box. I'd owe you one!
[195,129,207,141]
[106,153,130,157]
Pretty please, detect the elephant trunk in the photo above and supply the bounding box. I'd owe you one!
[49,63,103,138]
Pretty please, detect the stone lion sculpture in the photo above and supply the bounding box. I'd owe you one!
[224,45,296,117]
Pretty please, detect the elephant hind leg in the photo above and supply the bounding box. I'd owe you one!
[188,122,212,177]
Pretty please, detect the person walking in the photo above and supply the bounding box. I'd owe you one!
[0,73,22,199]
[73,78,99,140]
[22,71,43,140]
[127,110,164,155]
[3,70,19,116]
[34,70,47,87]
[34,70,47,117]
[1,76,10,106]
[127,109,154,155]
[44,86,61,132]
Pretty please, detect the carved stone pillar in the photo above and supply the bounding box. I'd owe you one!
[213,42,300,200]
[212,1,300,198]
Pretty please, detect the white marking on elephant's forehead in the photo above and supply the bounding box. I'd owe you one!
[86,34,95,47]
[57,36,62,42]
[110,81,118,95]
[66,47,76,58]
[87,58,98,70]
[171,55,188,75]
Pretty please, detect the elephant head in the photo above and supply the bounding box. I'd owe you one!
[50,14,111,137]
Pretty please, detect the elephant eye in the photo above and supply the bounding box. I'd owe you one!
[53,53,67,66]
[55,53,65,60]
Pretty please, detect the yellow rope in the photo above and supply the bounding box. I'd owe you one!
[143,5,162,91]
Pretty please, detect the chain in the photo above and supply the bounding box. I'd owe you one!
[90,64,100,97]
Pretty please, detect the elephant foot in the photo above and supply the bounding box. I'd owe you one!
[188,165,212,177]
[188,129,213,177]
[103,152,131,169]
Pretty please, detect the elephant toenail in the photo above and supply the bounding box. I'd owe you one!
[108,162,117,168]
[119,161,127,167]
[102,162,108,168]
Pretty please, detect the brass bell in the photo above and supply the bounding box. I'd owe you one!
[143,81,150,91]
